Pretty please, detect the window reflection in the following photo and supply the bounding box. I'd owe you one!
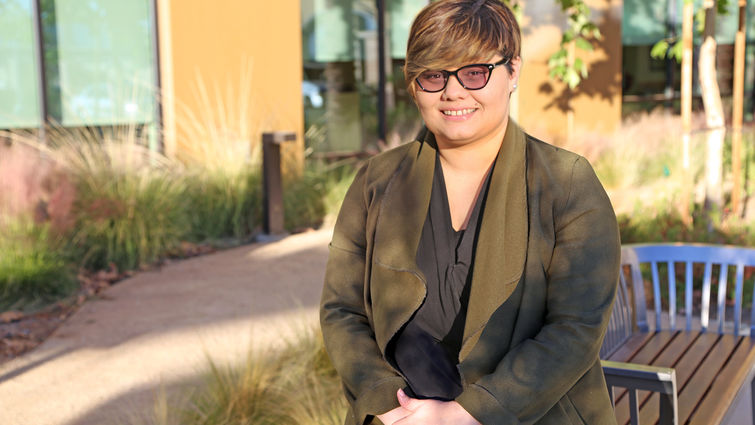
[301,0,425,155]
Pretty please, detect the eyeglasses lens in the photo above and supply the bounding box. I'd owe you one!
[458,65,489,88]
[417,65,490,92]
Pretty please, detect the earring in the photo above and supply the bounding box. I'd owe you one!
[513,83,518,90]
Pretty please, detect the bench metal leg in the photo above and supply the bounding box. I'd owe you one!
[629,390,639,425]
[659,391,679,425]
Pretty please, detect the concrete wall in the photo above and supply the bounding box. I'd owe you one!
[517,0,623,143]
[157,0,304,168]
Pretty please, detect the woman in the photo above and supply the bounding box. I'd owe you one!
[320,1,620,424]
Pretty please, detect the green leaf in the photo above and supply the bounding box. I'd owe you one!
[576,58,588,78]
[651,40,670,59]
[563,30,575,43]
[670,40,683,62]
[576,37,593,51]
[695,8,706,34]
[565,68,581,89]
[717,0,730,15]
[551,48,567,60]
[547,53,563,67]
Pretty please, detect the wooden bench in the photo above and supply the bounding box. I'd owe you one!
[600,243,755,425]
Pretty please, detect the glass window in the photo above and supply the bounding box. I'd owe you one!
[0,0,41,129]
[624,0,755,46]
[43,0,156,126]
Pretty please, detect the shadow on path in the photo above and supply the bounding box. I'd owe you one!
[0,229,332,425]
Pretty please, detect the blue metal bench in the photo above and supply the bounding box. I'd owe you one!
[600,243,755,425]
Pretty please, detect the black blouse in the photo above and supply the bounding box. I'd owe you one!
[388,153,492,400]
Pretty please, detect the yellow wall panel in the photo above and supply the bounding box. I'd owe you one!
[517,0,622,144]
[158,0,304,168]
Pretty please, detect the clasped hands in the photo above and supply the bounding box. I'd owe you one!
[376,388,481,425]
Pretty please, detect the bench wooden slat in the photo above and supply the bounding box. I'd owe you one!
[637,332,721,425]
[612,331,699,425]
[676,334,741,423]
[607,331,656,362]
[688,337,755,425]
[626,331,677,364]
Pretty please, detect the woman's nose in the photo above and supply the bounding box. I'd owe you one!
[441,74,468,100]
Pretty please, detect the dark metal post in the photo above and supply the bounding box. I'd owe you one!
[32,0,49,143]
[262,131,296,236]
[376,0,387,145]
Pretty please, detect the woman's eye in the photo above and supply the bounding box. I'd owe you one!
[463,68,486,77]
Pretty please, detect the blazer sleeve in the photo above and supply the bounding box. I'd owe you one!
[456,156,621,424]
[320,164,407,425]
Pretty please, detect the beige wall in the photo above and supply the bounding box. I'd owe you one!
[517,0,622,143]
[157,0,304,168]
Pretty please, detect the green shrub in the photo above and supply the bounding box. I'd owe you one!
[283,162,356,232]
[618,204,755,246]
[70,167,188,271]
[183,170,261,242]
[0,218,76,311]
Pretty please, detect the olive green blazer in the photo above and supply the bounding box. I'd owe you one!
[320,121,620,425]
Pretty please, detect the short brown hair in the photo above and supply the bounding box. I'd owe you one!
[404,0,521,96]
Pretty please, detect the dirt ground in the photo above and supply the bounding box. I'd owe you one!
[0,228,332,425]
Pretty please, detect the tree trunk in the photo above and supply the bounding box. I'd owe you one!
[698,1,725,221]
[680,0,694,226]
[731,0,747,216]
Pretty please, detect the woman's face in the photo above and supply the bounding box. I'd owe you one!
[414,55,520,149]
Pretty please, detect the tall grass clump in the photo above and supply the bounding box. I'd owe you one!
[6,126,189,271]
[182,170,261,242]
[172,62,267,241]
[0,217,76,311]
[283,161,356,231]
[137,327,346,425]
[71,165,187,271]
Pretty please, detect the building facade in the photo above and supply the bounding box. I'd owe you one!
[2,0,754,159]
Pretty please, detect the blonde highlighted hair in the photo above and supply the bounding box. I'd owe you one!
[404,0,521,96]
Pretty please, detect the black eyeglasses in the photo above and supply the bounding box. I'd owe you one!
[415,58,509,93]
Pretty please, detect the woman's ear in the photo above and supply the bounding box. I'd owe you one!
[509,56,522,88]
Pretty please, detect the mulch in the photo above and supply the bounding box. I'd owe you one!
[0,265,125,364]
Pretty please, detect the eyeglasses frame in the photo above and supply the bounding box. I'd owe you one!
[415,58,510,93]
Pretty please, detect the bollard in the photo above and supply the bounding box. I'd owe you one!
[262,131,296,236]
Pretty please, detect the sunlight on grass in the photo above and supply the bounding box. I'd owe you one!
[134,326,346,425]
[173,60,263,175]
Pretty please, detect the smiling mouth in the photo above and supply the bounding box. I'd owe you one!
[442,108,477,116]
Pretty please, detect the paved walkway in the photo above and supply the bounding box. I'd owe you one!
[0,228,332,425]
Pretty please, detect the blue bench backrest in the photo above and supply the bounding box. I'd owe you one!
[600,243,755,359]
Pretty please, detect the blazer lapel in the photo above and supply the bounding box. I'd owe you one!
[460,121,529,359]
[371,136,436,353]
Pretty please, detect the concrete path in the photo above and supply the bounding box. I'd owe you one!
[0,228,332,425]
